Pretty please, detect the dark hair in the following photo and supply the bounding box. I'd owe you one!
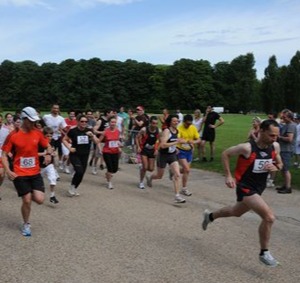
[68,109,76,114]
[108,116,117,122]
[150,115,158,122]
[165,114,179,128]
[43,126,54,135]
[183,114,193,122]
[281,109,294,120]
[267,111,278,119]
[260,119,279,131]
[13,115,21,122]
[5,112,13,119]
[76,114,87,122]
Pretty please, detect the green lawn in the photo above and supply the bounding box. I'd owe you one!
[191,114,300,190]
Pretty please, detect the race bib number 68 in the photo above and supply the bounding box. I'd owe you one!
[20,157,35,168]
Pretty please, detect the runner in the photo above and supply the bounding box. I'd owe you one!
[38,127,59,204]
[62,114,99,196]
[98,117,122,190]
[0,114,10,200]
[177,114,201,196]
[136,116,160,189]
[2,107,53,236]
[202,119,282,267]
[146,114,187,203]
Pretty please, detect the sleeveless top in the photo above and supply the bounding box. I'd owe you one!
[235,140,276,191]
[140,127,159,150]
[159,128,178,154]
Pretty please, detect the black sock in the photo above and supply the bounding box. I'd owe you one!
[209,213,214,222]
[260,249,268,256]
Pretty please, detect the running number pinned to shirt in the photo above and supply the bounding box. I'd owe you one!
[108,141,119,148]
[252,159,273,173]
[20,157,35,168]
[77,135,89,144]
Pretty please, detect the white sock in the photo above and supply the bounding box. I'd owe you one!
[50,192,55,197]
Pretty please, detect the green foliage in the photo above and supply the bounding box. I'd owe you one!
[0,51,299,113]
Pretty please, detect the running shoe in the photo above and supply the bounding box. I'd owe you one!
[74,189,80,196]
[68,185,76,197]
[99,164,105,170]
[259,251,279,267]
[92,166,97,175]
[50,196,59,204]
[202,209,211,231]
[174,195,186,203]
[139,183,145,189]
[64,166,71,174]
[59,161,64,171]
[146,176,152,187]
[21,223,31,237]
[107,182,113,190]
[180,188,192,196]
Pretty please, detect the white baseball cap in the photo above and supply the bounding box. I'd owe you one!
[20,106,40,122]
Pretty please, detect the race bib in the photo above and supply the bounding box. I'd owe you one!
[77,135,89,144]
[168,145,176,153]
[182,143,191,150]
[108,141,119,148]
[20,157,35,168]
[145,143,154,149]
[252,158,272,173]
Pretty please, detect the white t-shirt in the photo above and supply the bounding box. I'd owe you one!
[0,126,10,155]
[43,114,67,140]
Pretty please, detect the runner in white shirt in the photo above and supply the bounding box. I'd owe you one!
[0,114,10,197]
[43,104,68,172]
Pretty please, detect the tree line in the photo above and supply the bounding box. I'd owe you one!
[0,51,299,113]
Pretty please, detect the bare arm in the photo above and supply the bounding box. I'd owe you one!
[221,143,251,188]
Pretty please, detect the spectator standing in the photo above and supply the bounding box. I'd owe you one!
[192,109,203,161]
[276,109,297,194]
[201,106,224,162]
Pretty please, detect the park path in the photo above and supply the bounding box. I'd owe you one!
[0,162,299,283]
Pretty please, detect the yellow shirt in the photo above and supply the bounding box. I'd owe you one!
[177,124,200,151]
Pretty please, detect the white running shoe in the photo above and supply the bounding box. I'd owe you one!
[21,223,31,237]
[92,167,97,175]
[202,209,211,231]
[59,161,64,171]
[139,182,145,189]
[74,189,80,196]
[259,251,279,267]
[180,188,192,196]
[174,195,186,203]
[107,182,113,190]
[64,166,71,174]
[68,185,76,197]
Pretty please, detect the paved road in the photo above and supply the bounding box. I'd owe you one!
[0,162,299,283]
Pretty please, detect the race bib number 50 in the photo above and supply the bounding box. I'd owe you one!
[20,157,35,168]
[252,158,272,173]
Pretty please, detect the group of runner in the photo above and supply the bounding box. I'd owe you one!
[0,104,292,268]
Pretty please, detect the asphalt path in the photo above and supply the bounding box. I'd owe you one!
[0,162,299,283]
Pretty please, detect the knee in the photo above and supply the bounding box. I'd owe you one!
[173,172,180,181]
[263,213,276,224]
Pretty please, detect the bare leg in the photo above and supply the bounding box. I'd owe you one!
[178,158,190,188]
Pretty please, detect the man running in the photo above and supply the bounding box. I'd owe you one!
[202,119,282,267]
[2,107,52,236]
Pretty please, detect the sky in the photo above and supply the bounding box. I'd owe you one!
[0,0,299,78]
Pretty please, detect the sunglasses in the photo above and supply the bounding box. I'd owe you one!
[80,120,88,123]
